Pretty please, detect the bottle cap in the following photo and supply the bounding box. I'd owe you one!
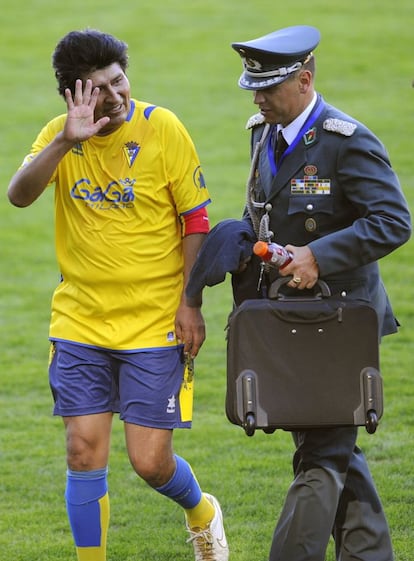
[253,241,268,257]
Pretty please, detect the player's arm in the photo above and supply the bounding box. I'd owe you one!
[8,134,75,207]
[180,206,210,307]
[176,232,207,358]
[175,207,210,358]
[8,79,109,208]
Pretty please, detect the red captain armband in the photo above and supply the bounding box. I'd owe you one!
[182,206,210,236]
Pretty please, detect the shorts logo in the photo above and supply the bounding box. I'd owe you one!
[167,395,176,414]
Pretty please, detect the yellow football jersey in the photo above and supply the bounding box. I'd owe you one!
[24,100,211,350]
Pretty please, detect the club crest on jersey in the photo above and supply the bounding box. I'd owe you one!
[123,141,140,167]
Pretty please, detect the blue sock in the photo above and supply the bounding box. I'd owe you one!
[155,455,202,509]
[65,467,108,548]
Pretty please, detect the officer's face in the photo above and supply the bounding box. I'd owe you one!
[87,62,131,136]
[253,70,312,127]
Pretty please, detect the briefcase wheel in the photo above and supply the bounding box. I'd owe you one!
[244,413,256,437]
[365,410,378,434]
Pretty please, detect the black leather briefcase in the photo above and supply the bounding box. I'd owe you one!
[226,278,383,436]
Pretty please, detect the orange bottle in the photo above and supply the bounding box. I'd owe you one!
[253,241,293,269]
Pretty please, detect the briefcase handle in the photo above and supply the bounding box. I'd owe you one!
[268,277,331,300]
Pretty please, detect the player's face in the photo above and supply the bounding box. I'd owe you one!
[253,70,311,127]
[88,63,131,135]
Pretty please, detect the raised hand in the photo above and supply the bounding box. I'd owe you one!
[63,79,110,142]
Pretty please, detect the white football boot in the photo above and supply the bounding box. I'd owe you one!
[186,493,229,561]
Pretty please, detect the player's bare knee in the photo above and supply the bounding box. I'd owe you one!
[130,455,174,488]
[66,433,106,471]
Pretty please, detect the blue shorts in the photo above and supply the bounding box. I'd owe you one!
[48,341,193,429]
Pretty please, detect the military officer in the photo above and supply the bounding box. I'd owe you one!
[231,25,411,561]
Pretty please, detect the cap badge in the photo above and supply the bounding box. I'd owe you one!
[243,56,263,71]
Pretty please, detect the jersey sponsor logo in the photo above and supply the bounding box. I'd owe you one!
[192,166,206,190]
[70,177,136,209]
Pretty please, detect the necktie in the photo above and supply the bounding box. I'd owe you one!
[275,129,288,165]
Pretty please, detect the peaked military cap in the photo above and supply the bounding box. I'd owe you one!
[232,25,320,90]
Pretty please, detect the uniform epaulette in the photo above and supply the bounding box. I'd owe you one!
[245,112,266,129]
[323,118,357,137]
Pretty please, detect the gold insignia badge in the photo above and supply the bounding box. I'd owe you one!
[305,218,317,232]
[304,165,318,175]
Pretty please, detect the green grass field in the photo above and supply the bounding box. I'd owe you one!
[1,1,413,560]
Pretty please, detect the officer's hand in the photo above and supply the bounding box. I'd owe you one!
[279,245,319,289]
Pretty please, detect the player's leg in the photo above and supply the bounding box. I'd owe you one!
[64,414,112,561]
[120,348,228,561]
[49,342,117,561]
[124,423,212,516]
[124,423,228,560]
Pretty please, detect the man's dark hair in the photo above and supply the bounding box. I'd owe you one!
[52,29,129,97]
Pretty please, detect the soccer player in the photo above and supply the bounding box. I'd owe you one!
[7,29,228,561]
